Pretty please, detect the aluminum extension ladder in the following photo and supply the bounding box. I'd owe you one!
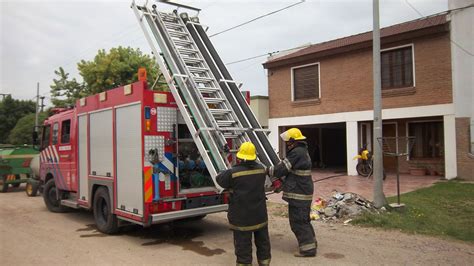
[132,1,280,190]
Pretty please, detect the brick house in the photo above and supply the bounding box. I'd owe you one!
[263,5,473,180]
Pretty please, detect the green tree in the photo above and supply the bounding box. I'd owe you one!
[8,112,48,145]
[78,46,163,94]
[0,96,36,144]
[50,67,85,108]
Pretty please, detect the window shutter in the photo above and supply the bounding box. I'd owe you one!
[293,64,319,101]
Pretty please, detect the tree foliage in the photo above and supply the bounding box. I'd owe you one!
[77,46,162,94]
[0,96,36,144]
[50,67,85,108]
[8,112,48,145]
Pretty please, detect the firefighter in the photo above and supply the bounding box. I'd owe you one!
[268,128,317,257]
[216,142,271,266]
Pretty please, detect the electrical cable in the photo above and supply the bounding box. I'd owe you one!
[209,0,306,38]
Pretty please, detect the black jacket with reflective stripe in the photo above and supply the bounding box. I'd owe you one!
[216,161,268,229]
[271,141,313,206]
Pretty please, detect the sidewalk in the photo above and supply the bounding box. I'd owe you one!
[267,169,441,204]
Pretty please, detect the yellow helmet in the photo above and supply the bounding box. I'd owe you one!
[236,142,257,161]
[280,128,306,141]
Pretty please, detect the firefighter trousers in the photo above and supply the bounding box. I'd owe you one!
[289,203,317,255]
[233,226,271,265]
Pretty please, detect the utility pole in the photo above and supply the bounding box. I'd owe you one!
[40,96,45,112]
[372,0,387,208]
[0,93,11,100]
[35,82,40,132]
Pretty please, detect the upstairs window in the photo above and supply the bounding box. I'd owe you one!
[292,63,320,101]
[382,45,414,89]
[61,119,71,144]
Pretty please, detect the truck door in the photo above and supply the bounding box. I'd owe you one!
[57,118,76,191]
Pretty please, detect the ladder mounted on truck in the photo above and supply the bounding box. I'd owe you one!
[132,0,280,190]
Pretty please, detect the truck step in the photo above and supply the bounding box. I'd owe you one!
[61,199,79,209]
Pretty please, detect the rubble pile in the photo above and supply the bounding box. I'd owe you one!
[310,191,385,222]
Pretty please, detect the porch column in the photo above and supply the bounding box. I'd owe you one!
[443,114,457,179]
[346,121,359,176]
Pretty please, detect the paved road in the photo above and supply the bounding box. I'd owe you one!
[1,188,473,265]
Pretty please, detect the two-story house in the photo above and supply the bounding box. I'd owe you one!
[263,5,473,180]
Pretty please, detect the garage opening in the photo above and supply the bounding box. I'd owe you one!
[279,123,347,170]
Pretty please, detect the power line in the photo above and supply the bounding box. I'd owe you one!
[209,0,306,38]
[404,0,473,57]
[226,44,312,65]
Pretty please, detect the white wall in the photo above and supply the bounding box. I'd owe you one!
[449,1,474,152]
[250,97,269,128]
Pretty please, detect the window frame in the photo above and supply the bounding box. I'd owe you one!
[41,125,51,150]
[381,43,416,89]
[52,122,59,145]
[290,62,321,102]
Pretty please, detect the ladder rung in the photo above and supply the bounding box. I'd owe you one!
[198,87,220,93]
[178,47,199,55]
[204,97,225,104]
[173,38,193,46]
[210,109,231,115]
[216,120,236,127]
[168,31,189,38]
[193,76,214,83]
[183,57,203,64]
[222,133,240,139]
[188,66,209,73]
[163,21,184,30]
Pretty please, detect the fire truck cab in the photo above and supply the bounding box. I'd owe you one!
[39,81,228,233]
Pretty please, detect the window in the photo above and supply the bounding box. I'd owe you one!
[52,123,59,145]
[41,125,51,149]
[382,45,414,89]
[409,121,444,158]
[292,63,320,101]
[61,120,71,144]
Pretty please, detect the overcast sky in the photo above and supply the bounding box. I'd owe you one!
[1,0,447,105]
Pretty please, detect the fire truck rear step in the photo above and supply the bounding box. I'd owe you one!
[61,199,79,209]
[150,204,228,224]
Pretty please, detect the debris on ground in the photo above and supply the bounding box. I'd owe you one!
[310,191,385,222]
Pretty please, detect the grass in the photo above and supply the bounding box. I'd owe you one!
[352,180,474,242]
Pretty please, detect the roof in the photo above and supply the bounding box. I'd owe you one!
[250,95,269,100]
[263,13,448,69]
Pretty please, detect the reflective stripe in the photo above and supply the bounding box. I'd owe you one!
[290,169,312,176]
[282,158,292,171]
[283,192,313,201]
[258,259,271,265]
[229,221,268,231]
[300,242,317,251]
[236,263,251,266]
[232,169,265,178]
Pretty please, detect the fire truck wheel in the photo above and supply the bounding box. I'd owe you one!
[0,175,8,193]
[93,187,118,234]
[43,179,67,213]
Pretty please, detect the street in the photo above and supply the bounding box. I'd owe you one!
[1,189,473,265]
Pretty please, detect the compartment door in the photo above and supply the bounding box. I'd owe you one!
[78,114,88,201]
[116,103,143,215]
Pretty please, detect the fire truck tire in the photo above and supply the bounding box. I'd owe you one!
[93,187,118,234]
[0,175,8,193]
[43,179,67,213]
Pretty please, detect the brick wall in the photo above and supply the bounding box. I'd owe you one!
[268,33,453,118]
[456,118,474,180]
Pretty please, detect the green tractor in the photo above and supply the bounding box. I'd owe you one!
[0,145,40,196]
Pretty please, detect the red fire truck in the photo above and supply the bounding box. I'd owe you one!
[38,80,229,233]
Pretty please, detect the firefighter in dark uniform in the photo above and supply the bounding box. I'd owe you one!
[216,142,271,266]
[268,128,317,257]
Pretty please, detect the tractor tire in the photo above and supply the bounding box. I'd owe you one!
[0,175,8,193]
[43,179,67,213]
[26,181,38,197]
[93,187,118,234]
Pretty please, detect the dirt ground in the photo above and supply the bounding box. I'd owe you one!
[1,189,473,265]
